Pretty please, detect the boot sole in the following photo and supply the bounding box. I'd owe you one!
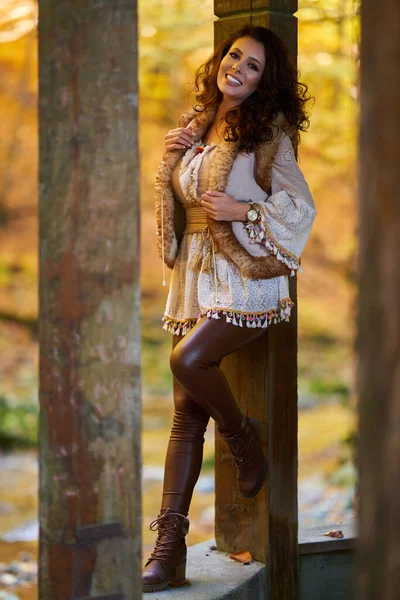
[240,417,268,499]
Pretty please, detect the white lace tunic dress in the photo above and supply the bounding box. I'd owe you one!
[162,134,316,336]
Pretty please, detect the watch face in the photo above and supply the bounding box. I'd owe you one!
[247,208,258,222]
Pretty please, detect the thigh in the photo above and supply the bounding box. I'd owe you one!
[171,333,211,421]
[172,315,266,368]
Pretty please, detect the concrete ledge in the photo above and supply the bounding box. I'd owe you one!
[300,549,354,600]
[299,520,356,554]
[142,538,268,599]
[142,521,356,599]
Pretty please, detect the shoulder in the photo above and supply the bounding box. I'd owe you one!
[254,129,298,168]
[268,111,298,154]
[252,120,298,190]
[274,133,297,165]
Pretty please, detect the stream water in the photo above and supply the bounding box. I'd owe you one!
[0,397,356,599]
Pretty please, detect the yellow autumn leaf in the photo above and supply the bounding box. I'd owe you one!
[229,549,253,563]
[323,529,344,538]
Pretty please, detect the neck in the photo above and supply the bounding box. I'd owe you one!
[216,96,241,120]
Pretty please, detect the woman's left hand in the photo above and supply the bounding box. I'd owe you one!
[200,191,248,221]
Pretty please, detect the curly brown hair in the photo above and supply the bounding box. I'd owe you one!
[191,24,313,153]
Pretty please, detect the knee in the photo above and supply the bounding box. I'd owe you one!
[173,389,198,416]
[170,342,205,381]
[170,408,209,442]
[173,388,209,422]
[170,344,191,381]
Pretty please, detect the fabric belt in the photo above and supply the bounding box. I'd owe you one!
[183,206,219,304]
[183,206,209,233]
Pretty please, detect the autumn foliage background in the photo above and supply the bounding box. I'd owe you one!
[0,0,360,591]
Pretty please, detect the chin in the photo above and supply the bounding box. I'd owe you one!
[218,79,243,97]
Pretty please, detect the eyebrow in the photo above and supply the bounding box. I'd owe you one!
[232,47,262,66]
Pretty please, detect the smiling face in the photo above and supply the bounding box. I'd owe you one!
[216,36,266,103]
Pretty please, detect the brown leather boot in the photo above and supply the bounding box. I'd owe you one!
[142,507,190,593]
[218,413,267,498]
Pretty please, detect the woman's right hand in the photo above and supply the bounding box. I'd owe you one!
[164,126,194,153]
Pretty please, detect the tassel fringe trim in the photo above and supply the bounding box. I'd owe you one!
[162,298,294,335]
[162,316,199,336]
[244,203,300,276]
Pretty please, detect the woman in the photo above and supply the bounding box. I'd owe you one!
[143,24,316,593]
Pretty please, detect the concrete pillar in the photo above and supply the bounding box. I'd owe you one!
[356,1,400,599]
[38,2,141,598]
[213,2,299,599]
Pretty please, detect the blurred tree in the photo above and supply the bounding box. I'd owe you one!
[356,0,400,596]
[138,0,214,123]
[38,0,141,596]
[0,0,36,43]
[298,0,360,176]
[0,0,36,225]
[0,0,362,431]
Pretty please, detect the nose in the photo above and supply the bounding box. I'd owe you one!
[232,62,241,73]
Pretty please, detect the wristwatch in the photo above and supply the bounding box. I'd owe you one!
[246,202,259,222]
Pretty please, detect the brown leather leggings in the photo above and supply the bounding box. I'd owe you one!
[161,314,266,516]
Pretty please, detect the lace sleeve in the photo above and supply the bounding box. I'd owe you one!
[244,133,317,274]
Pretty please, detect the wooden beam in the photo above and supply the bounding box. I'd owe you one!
[356,0,400,599]
[214,1,297,65]
[213,2,299,599]
[38,1,141,598]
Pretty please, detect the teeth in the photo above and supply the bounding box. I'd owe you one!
[226,74,241,86]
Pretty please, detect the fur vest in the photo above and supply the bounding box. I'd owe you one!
[155,103,299,280]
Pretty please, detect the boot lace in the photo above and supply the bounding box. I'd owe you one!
[147,510,186,567]
[223,427,253,468]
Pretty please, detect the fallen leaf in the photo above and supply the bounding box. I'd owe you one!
[323,529,344,538]
[228,549,253,563]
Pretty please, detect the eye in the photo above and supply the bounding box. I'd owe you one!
[229,52,258,71]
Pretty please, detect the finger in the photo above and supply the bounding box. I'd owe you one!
[165,129,184,140]
[202,192,218,201]
[200,202,214,214]
[165,130,193,147]
[172,136,192,148]
[178,132,194,146]
[202,204,223,220]
[178,127,195,144]
[204,207,218,220]
[181,126,195,137]
[166,142,187,151]
[167,127,194,138]
[180,139,193,147]
[201,198,215,209]
[167,135,191,149]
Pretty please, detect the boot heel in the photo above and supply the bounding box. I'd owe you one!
[168,558,188,587]
[249,417,266,443]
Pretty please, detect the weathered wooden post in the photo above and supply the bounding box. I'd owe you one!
[356,1,400,599]
[214,2,299,599]
[38,1,141,598]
